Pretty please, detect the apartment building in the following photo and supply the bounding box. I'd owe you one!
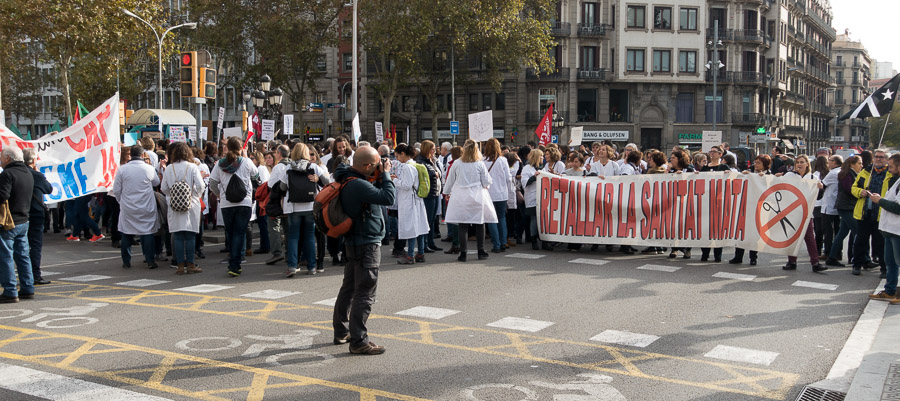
[831,33,871,150]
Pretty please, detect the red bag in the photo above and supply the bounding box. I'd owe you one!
[313,177,358,238]
[254,183,269,217]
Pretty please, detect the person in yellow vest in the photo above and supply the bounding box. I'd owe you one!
[850,149,893,276]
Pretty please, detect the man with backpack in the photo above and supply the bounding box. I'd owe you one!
[264,145,291,265]
[331,146,395,355]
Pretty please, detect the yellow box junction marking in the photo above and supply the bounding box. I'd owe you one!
[0,324,430,401]
[37,282,800,399]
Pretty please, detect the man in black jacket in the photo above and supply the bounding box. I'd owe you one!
[24,149,53,285]
[0,147,36,303]
[331,146,395,355]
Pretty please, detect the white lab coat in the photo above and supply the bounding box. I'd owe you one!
[394,161,430,240]
[113,160,160,236]
[521,164,539,208]
[160,161,205,234]
[442,160,498,224]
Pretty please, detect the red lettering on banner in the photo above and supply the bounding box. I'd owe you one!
[624,182,637,238]
[548,178,560,234]
[734,180,748,240]
[730,180,744,240]
[676,180,688,239]
[574,181,585,236]
[602,183,614,236]
[684,180,696,239]
[659,181,671,239]
[564,180,578,235]
[640,181,651,239]
[694,179,706,239]
[721,180,733,239]
[540,177,551,235]
[66,104,112,153]
[616,183,627,238]
[709,179,721,240]
[591,183,604,236]
[650,181,662,239]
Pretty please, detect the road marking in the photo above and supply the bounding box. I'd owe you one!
[569,258,610,266]
[42,256,122,268]
[240,290,301,300]
[637,264,682,273]
[792,280,839,291]
[40,271,63,276]
[713,272,757,282]
[486,317,555,333]
[0,362,174,401]
[395,306,461,320]
[589,330,660,348]
[63,275,112,282]
[117,279,171,287]
[313,297,337,306]
[40,282,800,399]
[173,284,234,293]
[704,345,780,366]
[505,253,545,259]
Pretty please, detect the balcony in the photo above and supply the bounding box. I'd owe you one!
[852,62,861,68]
[834,60,844,67]
[550,22,571,36]
[734,29,767,45]
[576,68,609,81]
[732,112,764,125]
[792,0,806,11]
[803,10,837,40]
[526,67,570,81]
[785,125,804,136]
[526,110,570,124]
[705,71,765,84]
[849,119,870,128]
[577,23,608,36]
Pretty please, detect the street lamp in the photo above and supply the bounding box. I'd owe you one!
[248,75,284,139]
[706,20,724,131]
[122,8,197,109]
[552,107,565,142]
[767,66,801,136]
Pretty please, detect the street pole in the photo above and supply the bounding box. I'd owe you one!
[712,20,718,131]
[122,9,196,109]
[351,0,358,130]
[451,42,456,123]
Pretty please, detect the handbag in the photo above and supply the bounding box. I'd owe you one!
[0,200,15,230]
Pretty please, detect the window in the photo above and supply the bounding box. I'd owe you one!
[653,50,671,72]
[495,93,506,110]
[679,51,697,73]
[704,91,724,123]
[676,93,694,123]
[469,94,479,111]
[401,96,410,112]
[342,53,352,71]
[316,55,327,72]
[627,6,645,28]
[654,7,672,30]
[680,8,697,30]
[483,93,492,110]
[539,88,556,116]
[836,55,843,65]
[577,89,598,122]
[582,46,598,70]
[626,49,645,72]
[583,2,598,26]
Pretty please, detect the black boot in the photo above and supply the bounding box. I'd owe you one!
[783,262,797,270]
[532,238,539,250]
[477,250,489,260]
[458,251,466,262]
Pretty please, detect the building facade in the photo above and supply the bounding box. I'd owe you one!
[830,33,871,150]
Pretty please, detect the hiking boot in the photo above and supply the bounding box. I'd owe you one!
[176,263,186,275]
[398,256,415,264]
[333,334,350,345]
[349,341,386,355]
[458,252,467,262]
[187,263,202,274]
[890,297,900,305]
[265,255,285,265]
[869,291,896,301]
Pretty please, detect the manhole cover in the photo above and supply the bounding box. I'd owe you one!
[883,363,900,401]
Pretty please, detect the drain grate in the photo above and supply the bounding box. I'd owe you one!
[883,363,900,401]
[795,386,847,401]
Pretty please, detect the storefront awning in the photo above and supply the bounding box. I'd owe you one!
[781,139,795,150]
[127,109,197,126]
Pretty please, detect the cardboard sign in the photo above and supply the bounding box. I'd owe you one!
[468,110,493,142]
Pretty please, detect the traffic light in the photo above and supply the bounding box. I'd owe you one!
[199,66,216,99]
[756,127,766,134]
[180,51,198,98]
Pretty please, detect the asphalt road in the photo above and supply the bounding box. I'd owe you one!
[0,230,882,401]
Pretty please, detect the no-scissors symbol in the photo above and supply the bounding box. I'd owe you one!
[755,184,808,248]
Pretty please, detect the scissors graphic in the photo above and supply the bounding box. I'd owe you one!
[762,192,797,237]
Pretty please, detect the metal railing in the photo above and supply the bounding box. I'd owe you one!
[550,22,571,36]
[576,68,609,80]
[526,67,570,80]
[731,112,764,124]
[577,23,608,36]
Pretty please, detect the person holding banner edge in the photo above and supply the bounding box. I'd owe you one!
[866,153,900,304]
[730,155,772,266]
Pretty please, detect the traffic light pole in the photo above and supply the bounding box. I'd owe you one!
[194,97,205,148]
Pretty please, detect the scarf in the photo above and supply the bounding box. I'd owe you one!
[218,156,243,174]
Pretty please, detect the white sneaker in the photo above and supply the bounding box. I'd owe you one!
[285,267,297,278]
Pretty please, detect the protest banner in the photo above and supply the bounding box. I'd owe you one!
[536,172,818,256]
[261,119,275,140]
[171,126,186,142]
[468,110,493,142]
[0,94,121,205]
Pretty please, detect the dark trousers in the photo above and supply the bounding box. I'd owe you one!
[822,213,841,257]
[701,247,723,260]
[458,223,485,252]
[222,206,251,271]
[106,197,121,243]
[121,234,155,266]
[72,196,100,237]
[51,206,64,232]
[27,217,44,280]
[256,211,270,251]
[423,197,438,248]
[829,209,858,261]
[732,248,757,262]
[813,207,825,254]
[854,215,884,267]
[333,243,380,347]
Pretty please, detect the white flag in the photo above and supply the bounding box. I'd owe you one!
[406,125,409,144]
[352,113,361,143]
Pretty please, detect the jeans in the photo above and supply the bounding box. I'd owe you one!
[882,233,900,295]
[121,233,156,266]
[256,210,270,251]
[0,222,33,298]
[487,201,508,250]
[526,207,538,239]
[813,206,825,254]
[28,217,44,280]
[423,197,438,247]
[829,209,859,260]
[267,216,285,257]
[853,214,883,267]
[286,212,316,270]
[407,234,426,257]
[72,196,100,237]
[172,231,196,264]
[333,243,380,347]
[222,206,251,271]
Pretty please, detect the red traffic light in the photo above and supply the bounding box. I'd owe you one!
[181,53,192,66]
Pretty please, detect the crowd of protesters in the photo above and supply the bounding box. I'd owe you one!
[3,132,900,309]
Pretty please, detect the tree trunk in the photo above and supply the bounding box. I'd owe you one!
[59,56,72,126]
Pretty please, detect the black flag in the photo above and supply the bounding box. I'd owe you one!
[840,73,900,121]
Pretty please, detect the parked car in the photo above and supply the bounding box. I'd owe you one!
[731,147,757,171]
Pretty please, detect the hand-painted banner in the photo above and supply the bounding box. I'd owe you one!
[0,94,121,204]
[536,172,819,256]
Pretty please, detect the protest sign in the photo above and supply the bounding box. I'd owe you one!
[468,110,493,142]
[569,126,584,146]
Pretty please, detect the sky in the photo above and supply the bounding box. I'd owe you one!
[830,0,899,67]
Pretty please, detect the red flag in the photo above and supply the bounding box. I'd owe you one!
[536,103,553,146]
[251,111,262,137]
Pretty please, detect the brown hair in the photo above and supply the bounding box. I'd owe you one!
[755,154,772,171]
[460,139,483,163]
[450,146,463,160]
[139,136,155,151]
[167,142,193,164]
[224,137,242,165]
[483,138,502,161]
[839,155,861,180]
[420,140,435,159]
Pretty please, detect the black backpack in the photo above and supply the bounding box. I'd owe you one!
[287,161,318,203]
[225,173,248,202]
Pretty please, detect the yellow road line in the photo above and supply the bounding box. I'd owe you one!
[40,282,799,399]
[0,324,430,401]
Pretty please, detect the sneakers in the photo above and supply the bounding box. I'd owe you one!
[220,257,247,264]
[864,261,880,269]
[265,255,285,265]
[349,341,386,355]
[228,269,242,277]
[306,269,317,275]
[414,253,425,263]
[398,256,415,265]
[66,236,80,242]
[477,250,489,260]
[869,291,896,301]
[285,267,297,278]
[147,261,159,269]
[333,334,350,345]
[316,267,325,273]
[0,295,19,303]
[89,234,105,243]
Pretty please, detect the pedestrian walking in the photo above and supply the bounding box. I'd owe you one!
[209,137,260,277]
[332,146,395,355]
[160,142,205,275]
[443,139,497,262]
[0,147,35,303]
[113,145,160,269]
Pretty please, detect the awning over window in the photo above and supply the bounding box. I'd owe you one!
[127,109,197,126]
